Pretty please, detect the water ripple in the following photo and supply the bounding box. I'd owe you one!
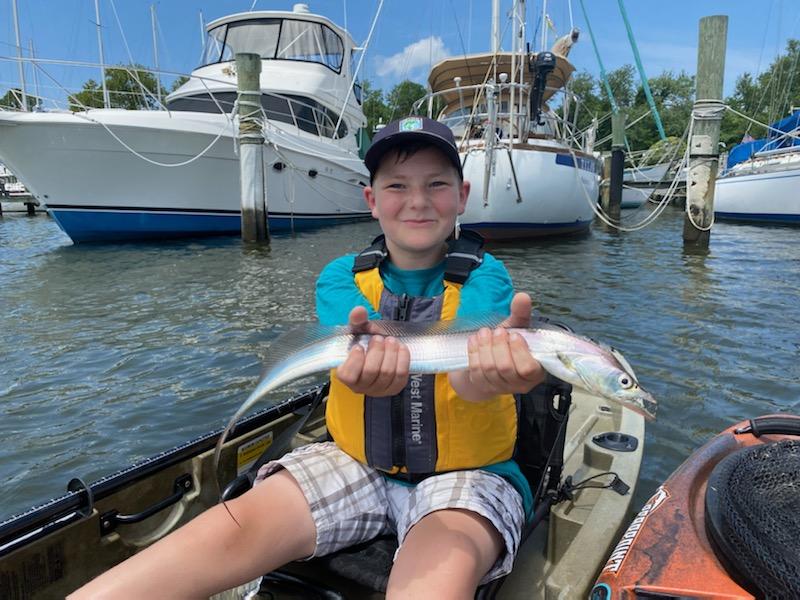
[1,210,799,518]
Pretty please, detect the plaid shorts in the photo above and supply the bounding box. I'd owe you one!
[254,442,524,584]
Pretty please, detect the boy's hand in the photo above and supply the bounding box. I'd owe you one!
[336,306,410,397]
[450,293,545,399]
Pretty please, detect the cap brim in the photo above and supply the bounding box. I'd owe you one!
[365,132,463,179]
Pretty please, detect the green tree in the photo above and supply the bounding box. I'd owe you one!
[720,39,800,148]
[0,88,40,111]
[170,75,190,92]
[68,65,167,111]
[386,80,427,120]
[360,79,390,136]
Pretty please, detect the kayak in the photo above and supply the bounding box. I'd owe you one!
[592,414,800,600]
[1,378,645,599]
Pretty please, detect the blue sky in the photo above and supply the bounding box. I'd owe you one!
[2,1,799,108]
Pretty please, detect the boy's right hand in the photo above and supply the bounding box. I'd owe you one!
[336,306,411,397]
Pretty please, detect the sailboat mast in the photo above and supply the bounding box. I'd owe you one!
[94,0,110,108]
[11,0,28,111]
[491,0,501,54]
[29,40,40,109]
[151,4,162,107]
[540,0,548,52]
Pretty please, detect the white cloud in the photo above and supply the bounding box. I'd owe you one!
[374,36,451,79]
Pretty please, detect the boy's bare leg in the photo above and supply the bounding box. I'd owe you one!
[68,469,316,600]
[386,508,503,600]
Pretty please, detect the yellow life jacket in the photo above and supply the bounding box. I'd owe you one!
[325,232,518,478]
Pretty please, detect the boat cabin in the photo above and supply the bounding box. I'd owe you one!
[425,52,574,142]
[165,5,364,142]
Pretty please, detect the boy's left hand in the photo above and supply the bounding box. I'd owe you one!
[450,293,545,400]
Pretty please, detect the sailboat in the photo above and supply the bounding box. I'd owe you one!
[714,109,800,225]
[0,4,371,243]
[418,1,599,240]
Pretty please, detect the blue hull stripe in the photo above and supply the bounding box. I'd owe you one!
[715,211,800,224]
[555,153,599,173]
[463,219,593,239]
[49,208,371,243]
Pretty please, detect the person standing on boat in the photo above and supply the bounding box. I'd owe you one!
[69,117,544,599]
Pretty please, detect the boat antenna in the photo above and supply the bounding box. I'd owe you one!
[11,0,28,111]
[150,5,162,107]
[94,0,110,108]
[29,40,41,110]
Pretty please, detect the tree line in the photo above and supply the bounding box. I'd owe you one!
[2,39,797,155]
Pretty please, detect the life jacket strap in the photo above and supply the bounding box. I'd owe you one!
[444,229,485,284]
[351,229,485,284]
[352,235,388,273]
[353,234,389,273]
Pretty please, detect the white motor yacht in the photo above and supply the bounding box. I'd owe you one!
[0,5,371,242]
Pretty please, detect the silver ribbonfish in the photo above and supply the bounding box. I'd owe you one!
[213,317,657,490]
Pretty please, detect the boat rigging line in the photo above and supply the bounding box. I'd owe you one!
[332,0,384,140]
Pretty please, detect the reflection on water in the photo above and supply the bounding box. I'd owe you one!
[1,210,799,519]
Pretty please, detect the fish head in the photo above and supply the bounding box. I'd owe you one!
[556,350,657,420]
[596,367,658,421]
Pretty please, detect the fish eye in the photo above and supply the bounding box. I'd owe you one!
[618,374,634,389]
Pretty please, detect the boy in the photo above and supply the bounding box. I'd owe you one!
[70,117,544,599]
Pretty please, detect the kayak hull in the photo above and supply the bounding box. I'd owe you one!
[592,414,800,600]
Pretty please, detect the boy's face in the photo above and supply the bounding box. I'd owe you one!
[363,146,469,268]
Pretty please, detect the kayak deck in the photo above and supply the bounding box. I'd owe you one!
[1,385,644,599]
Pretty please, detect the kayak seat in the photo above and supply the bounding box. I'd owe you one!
[705,438,800,599]
[268,376,573,598]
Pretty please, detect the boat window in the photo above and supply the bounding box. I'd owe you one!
[277,20,344,72]
[200,18,343,73]
[165,92,347,139]
[202,25,228,65]
[219,19,282,63]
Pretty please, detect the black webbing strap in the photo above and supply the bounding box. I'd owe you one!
[444,229,484,284]
[351,230,484,283]
[352,235,388,273]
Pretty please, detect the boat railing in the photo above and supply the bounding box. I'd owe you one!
[0,56,353,145]
[412,82,594,153]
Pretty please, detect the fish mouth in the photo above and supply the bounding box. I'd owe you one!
[632,391,658,421]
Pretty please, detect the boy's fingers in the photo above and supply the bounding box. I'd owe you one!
[501,292,532,329]
[359,335,386,387]
[476,328,503,389]
[491,328,517,383]
[336,344,365,386]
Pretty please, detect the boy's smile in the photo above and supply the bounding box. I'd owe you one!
[363,147,470,270]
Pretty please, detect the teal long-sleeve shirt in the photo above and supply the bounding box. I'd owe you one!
[314,251,534,519]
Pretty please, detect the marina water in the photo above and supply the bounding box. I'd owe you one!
[1,209,799,521]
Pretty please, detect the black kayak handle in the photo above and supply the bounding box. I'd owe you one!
[100,474,193,535]
[735,415,800,437]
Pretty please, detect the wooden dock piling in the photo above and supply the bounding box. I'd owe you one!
[236,52,269,243]
[608,110,626,223]
[683,15,728,247]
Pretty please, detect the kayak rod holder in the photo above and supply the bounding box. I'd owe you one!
[99,473,193,536]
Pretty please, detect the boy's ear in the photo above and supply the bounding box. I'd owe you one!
[363,185,378,217]
[458,180,470,214]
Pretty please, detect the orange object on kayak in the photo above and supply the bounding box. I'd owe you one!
[591,414,800,600]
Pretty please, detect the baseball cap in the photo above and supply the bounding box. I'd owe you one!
[364,116,463,180]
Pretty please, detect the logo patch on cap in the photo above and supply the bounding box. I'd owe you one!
[399,117,424,132]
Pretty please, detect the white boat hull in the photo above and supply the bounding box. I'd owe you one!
[715,166,800,225]
[459,145,598,239]
[0,110,371,242]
